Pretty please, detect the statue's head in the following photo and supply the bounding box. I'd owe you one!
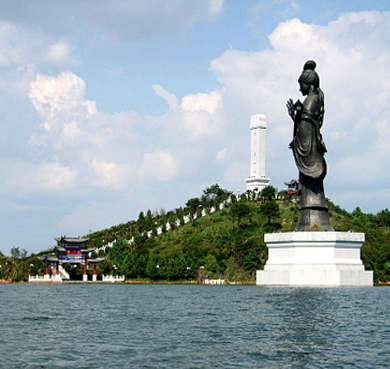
[298,60,320,95]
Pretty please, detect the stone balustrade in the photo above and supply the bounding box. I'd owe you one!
[97,197,234,254]
[102,275,125,283]
[28,274,62,283]
[203,278,225,285]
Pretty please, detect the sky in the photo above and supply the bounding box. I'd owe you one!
[0,0,390,255]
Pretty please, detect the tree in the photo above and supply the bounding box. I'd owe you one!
[204,254,219,279]
[377,209,390,227]
[278,189,289,202]
[11,246,21,259]
[122,252,137,277]
[245,189,254,201]
[186,198,201,217]
[137,211,146,232]
[201,184,229,207]
[108,239,129,270]
[230,202,252,224]
[259,186,277,203]
[241,239,267,273]
[10,247,28,260]
[260,200,281,232]
[145,209,153,229]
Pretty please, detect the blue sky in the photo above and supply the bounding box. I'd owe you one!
[0,0,390,255]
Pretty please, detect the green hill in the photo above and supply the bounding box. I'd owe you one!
[86,185,390,284]
[1,184,390,284]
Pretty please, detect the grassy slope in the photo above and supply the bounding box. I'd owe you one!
[1,197,389,283]
[86,198,390,283]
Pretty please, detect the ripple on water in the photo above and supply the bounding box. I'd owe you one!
[1,285,390,368]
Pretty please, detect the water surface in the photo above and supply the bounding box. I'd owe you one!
[0,284,389,368]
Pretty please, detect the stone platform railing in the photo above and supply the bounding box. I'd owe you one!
[29,274,62,283]
[95,197,233,254]
[102,275,125,283]
[203,278,225,285]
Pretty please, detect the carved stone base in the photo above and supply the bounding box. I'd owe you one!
[257,232,373,286]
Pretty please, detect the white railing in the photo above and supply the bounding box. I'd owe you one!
[95,196,234,253]
[102,275,125,283]
[28,275,62,283]
[204,278,225,285]
[58,265,70,280]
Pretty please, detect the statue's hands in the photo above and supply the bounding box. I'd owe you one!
[286,99,295,119]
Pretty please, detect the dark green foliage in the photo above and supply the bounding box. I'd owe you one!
[230,202,252,224]
[260,200,280,224]
[0,251,45,282]
[377,209,390,227]
[186,198,201,215]
[10,246,28,259]
[201,184,230,207]
[259,185,277,202]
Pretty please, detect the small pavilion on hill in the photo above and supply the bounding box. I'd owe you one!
[37,236,105,282]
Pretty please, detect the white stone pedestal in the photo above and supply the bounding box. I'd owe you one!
[93,274,97,282]
[257,232,373,286]
[83,274,88,282]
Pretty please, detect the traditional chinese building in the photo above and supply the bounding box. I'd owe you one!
[38,236,104,282]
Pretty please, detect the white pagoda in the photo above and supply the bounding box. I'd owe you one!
[245,114,270,192]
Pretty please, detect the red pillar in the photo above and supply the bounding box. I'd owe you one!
[46,264,49,275]
[93,264,96,275]
[56,262,59,275]
[84,255,87,275]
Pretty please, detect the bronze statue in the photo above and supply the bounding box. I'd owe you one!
[287,60,334,231]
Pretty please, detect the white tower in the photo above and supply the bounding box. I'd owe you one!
[245,114,270,192]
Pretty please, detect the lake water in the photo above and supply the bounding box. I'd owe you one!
[0,284,389,368]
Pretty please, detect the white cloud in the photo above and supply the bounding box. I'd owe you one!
[24,10,390,211]
[0,0,225,43]
[29,72,96,121]
[28,71,97,151]
[61,121,84,143]
[216,148,228,161]
[140,150,178,181]
[46,42,75,65]
[208,0,225,17]
[27,72,188,190]
[0,22,23,66]
[37,162,76,189]
[181,90,222,114]
[152,84,178,110]
[180,90,224,137]
[5,161,76,190]
[91,159,135,190]
[0,21,78,73]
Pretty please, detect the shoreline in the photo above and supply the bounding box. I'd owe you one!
[2,279,388,286]
[1,279,255,285]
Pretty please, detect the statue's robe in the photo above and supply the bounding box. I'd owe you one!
[290,94,327,180]
[289,92,334,231]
